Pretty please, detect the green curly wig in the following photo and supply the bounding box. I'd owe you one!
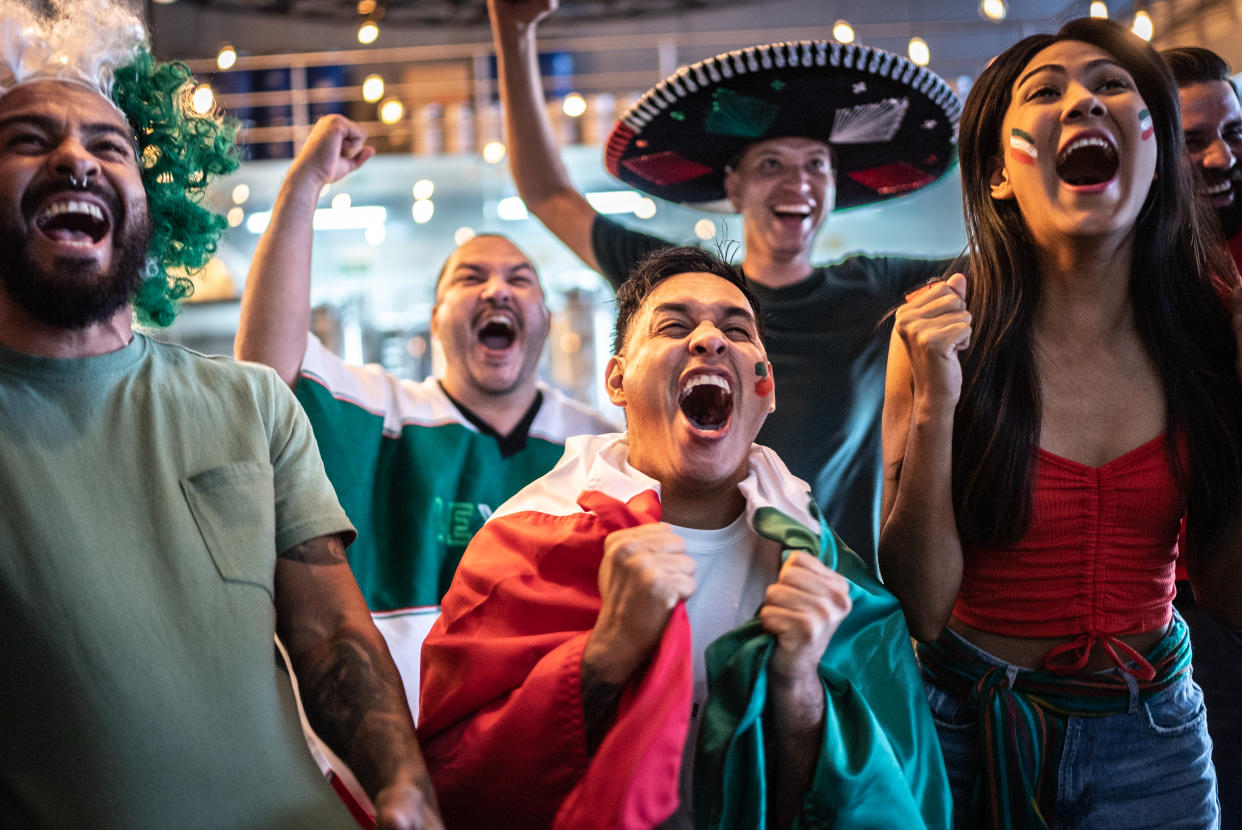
[111,49,240,327]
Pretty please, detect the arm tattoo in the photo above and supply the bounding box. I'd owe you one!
[580,660,626,754]
[299,629,412,794]
[280,534,350,565]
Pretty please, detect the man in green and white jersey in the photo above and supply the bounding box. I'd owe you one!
[236,115,615,714]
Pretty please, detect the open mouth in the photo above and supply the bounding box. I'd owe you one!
[35,199,110,246]
[1055,136,1118,187]
[678,373,732,432]
[771,202,813,221]
[1204,177,1234,202]
[477,314,516,350]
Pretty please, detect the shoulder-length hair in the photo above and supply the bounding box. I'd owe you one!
[953,17,1242,549]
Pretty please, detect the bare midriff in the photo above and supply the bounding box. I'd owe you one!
[947,616,1166,675]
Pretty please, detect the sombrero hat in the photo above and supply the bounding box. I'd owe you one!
[604,40,962,212]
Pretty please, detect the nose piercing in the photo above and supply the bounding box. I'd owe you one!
[69,174,84,189]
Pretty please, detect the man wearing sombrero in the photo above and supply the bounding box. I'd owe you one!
[0,1,441,826]
[490,0,960,573]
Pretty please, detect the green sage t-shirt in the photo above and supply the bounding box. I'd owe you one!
[0,334,356,829]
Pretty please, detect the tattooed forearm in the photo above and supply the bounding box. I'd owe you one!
[580,659,626,754]
[280,534,350,565]
[298,629,414,794]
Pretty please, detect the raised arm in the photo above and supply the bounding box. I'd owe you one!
[877,274,971,642]
[488,0,601,270]
[235,115,375,386]
[276,534,443,830]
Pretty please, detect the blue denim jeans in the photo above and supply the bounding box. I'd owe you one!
[923,626,1220,830]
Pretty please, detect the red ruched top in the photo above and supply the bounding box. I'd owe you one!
[954,433,1181,675]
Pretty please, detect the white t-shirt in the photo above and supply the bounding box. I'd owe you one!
[661,513,781,828]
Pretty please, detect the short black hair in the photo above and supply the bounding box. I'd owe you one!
[1163,46,1239,98]
[612,246,764,354]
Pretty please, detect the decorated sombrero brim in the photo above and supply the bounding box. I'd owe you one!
[604,40,962,212]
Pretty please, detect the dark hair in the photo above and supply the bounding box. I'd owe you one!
[432,232,537,294]
[612,246,764,354]
[954,17,1242,548]
[1162,46,1239,99]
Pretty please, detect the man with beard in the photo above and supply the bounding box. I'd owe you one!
[0,2,441,828]
[1164,44,1242,830]
[488,0,962,573]
[418,247,951,829]
[236,114,615,721]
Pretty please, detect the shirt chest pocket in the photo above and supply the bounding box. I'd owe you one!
[181,461,277,600]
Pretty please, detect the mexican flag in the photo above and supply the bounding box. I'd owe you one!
[419,434,951,829]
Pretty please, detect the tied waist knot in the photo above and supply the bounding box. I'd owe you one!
[917,619,1192,830]
[1042,631,1157,681]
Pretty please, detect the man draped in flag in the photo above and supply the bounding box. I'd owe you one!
[418,246,951,829]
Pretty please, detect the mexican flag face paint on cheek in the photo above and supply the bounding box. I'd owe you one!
[1009,128,1037,164]
[1139,108,1154,141]
[754,362,773,397]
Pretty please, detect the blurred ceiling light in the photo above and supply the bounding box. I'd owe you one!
[585,190,643,214]
[497,196,529,221]
[1131,9,1153,40]
[379,98,404,124]
[331,192,352,210]
[216,43,237,70]
[151,0,176,5]
[979,0,1007,21]
[412,178,435,200]
[246,206,387,233]
[832,20,855,44]
[694,219,717,240]
[226,206,244,227]
[454,226,476,246]
[634,197,657,220]
[357,20,379,45]
[1089,1,1109,17]
[562,93,587,118]
[412,199,434,224]
[361,74,385,103]
[482,140,507,164]
[908,37,930,67]
[357,0,376,13]
[191,84,215,115]
[365,224,386,246]
[231,183,250,205]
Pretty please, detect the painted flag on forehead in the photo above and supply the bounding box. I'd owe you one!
[418,433,952,830]
[1010,128,1038,164]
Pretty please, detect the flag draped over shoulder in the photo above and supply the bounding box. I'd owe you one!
[418,434,951,830]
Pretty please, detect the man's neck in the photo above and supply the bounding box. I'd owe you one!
[0,300,133,358]
[658,479,746,530]
[739,247,815,290]
[439,377,541,437]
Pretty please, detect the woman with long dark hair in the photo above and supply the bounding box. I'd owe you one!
[879,18,1242,828]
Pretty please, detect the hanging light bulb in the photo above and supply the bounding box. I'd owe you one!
[1089,1,1109,18]
[1131,10,1153,41]
[832,20,855,44]
[357,19,379,45]
[191,84,215,114]
[562,93,587,118]
[908,37,930,67]
[979,0,1007,21]
[378,98,404,124]
[216,43,237,70]
[362,74,384,103]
